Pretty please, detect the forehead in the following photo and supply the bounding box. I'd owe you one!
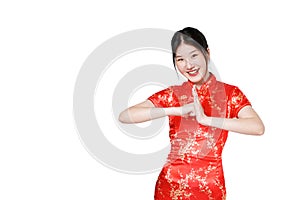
[176,43,199,55]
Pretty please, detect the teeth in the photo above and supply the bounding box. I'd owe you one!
[188,69,198,74]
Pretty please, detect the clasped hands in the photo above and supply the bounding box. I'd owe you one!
[178,85,208,124]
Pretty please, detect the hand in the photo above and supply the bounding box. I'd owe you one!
[178,102,196,117]
[192,85,207,124]
[174,85,207,122]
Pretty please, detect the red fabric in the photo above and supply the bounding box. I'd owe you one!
[148,74,251,200]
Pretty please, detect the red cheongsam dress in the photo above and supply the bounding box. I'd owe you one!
[148,73,251,200]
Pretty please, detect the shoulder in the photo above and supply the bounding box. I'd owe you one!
[215,79,241,95]
[168,81,193,104]
[169,81,191,91]
[147,82,190,107]
[169,81,193,97]
[213,79,250,106]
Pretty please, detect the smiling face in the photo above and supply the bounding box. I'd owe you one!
[175,42,210,87]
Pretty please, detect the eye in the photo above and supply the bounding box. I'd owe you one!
[176,58,183,62]
[191,54,198,58]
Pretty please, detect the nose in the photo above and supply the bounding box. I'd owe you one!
[185,59,193,69]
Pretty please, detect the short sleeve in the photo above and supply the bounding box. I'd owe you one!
[230,86,252,118]
[147,87,176,108]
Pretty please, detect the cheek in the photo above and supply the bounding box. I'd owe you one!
[176,65,185,74]
[195,58,207,67]
[194,54,207,66]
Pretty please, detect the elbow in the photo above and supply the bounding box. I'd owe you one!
[118,111,127,123]
[118,110,132,124]
[118,114,124,123]
[254,122,265,136]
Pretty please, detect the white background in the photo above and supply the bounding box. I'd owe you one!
[1,0,300,199]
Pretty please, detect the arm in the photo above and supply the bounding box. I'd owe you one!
[119,100,196,124]
[200,105,265,135]
[192,85,265,135]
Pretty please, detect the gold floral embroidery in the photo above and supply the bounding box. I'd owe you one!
[152,75,250,200]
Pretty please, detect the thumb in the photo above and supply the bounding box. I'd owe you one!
[189,109,196,116]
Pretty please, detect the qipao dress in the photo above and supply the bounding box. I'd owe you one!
[148,73,251,200]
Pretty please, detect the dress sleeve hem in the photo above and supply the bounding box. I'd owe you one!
[234,103,252,118]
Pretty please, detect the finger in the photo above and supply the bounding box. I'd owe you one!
[193,97,202,117]
[192,85,200,103]
[194,101,201,113]
[192,85,197,97]
[189,110,195,116]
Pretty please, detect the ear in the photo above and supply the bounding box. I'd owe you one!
[206,48,210,55]
[206,48,211,60]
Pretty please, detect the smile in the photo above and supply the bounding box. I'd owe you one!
[187,69,199,76]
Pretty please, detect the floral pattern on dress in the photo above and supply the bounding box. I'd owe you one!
[148,74,251,200]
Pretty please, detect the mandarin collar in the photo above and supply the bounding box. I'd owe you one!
[187,73,217,92]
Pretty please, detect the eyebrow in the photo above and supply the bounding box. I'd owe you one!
[175,50,199,58]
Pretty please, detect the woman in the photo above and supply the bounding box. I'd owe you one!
[119,27,264,200]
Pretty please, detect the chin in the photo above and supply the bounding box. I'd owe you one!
[187,76,203,83]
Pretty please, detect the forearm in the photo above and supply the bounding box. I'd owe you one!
[201,116,265,136]
[119,106,179,124]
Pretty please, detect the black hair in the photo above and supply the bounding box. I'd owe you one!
[171,27,209,70]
